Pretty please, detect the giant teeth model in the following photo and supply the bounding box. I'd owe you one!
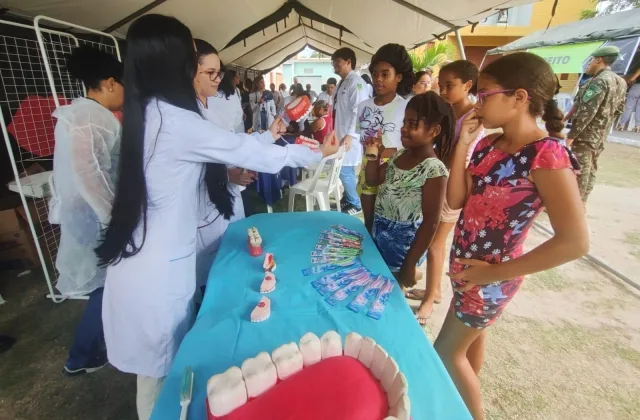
[206,331,410,420]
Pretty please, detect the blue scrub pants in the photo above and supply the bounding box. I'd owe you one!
[65,287,107,369]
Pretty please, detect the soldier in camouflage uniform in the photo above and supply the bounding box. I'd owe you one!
[567,46,627,203]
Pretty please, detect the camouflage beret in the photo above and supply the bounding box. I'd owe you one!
[591,46,620,58]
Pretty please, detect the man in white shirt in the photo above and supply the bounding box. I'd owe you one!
[331,48,369,215]
[316,77,337,111]
[306,84,318,102]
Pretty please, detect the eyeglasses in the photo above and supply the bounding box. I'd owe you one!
[476,89,530,105]
[331,58,344,66]
[201,69,223,81]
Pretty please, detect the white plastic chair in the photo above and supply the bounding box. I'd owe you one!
[288,146,345,211]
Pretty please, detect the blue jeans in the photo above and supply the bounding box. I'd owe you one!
[339,166,361,208]
[65,287,106,369]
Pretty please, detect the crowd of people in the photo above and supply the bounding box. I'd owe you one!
[48,11,635,420]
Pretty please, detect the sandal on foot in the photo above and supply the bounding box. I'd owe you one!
[405,289,426,300]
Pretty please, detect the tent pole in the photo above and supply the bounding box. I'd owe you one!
[455,29,466,60]
[479,51,488,69]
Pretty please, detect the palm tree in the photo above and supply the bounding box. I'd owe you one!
[409,42,455,72]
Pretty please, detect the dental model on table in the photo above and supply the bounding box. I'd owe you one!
[247,227,263,256]
[206,331,410,420]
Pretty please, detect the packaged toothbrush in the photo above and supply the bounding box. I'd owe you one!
[332,225,364,239]
[302,262,339,276]
[347,276,386,313]
[367,278,394,320]
[325,274,373,306]
[314,265,366,286]
[311,267,362,289]
[311,255,357,264]
[314,273,360,296]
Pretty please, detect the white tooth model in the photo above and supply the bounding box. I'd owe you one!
[387,372,408,408]
[206,366,247,416]
[390,394,411,420]
[241,351,278,398]
[343,332,363,359]
[370,344,388,380]
[271,342,304,380]
[357,337,376,368]
[380,357,400,391]
[247,227,263,256]
[320,330,342,359]
[299,332,322,367]
[207,331,410,419]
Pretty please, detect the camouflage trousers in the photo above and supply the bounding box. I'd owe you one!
[572,143,602,203]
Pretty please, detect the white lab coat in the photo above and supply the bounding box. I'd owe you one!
[250,91,277,132]
[51,97,120,296]
[195,93,252,289]
[102,99,321,378]
[333,71,369,167]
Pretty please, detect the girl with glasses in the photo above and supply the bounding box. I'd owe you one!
[434,52,587,419]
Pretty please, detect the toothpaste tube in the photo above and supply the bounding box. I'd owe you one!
[326,274,373,306]
[367,278,394,320]
[331,225,364,239]
[347,276,386,313]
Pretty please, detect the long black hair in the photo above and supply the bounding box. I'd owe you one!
[96,15,232,266]
[66,45,123,89]
[194,39,235,222]
[406,92,455,164]
[369,43,414,97]
[218,69,238,99]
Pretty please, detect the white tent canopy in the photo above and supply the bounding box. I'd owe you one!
[2,0,539,71]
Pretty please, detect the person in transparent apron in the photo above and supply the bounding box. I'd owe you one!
[50,45,123,375]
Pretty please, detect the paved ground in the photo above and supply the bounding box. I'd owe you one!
[0,142,639,420]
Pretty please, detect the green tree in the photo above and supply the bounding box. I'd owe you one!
[580,0,639,20]
[309,51,327,59]
[409,42,456,72]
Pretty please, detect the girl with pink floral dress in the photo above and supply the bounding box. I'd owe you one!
[434,52,589,420]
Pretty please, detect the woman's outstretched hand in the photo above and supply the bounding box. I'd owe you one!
[268,115,288,140]
[320,132,339,157]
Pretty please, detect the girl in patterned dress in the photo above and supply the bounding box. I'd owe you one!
[364,92,455,289]
[407,60,486,324]
[434,52,588,419]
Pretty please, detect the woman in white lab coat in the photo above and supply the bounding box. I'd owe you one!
[192,39,254,290]
[95,15,338,420]
[250,76,277,132]
[51,45,123,376]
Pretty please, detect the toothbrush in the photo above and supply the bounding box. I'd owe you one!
[179,366,194,420]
